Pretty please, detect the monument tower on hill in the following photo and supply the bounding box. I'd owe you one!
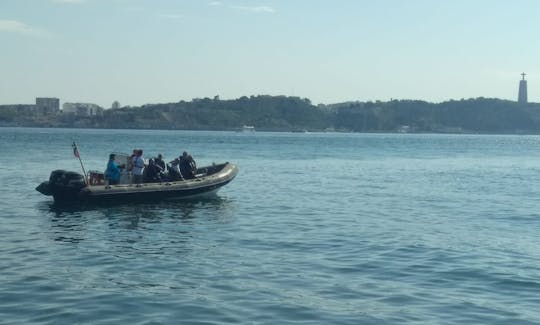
[518,72,528,104]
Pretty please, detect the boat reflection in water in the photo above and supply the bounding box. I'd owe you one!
[42,195,237,244]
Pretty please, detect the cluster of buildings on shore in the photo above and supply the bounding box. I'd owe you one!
[0,98,105,116]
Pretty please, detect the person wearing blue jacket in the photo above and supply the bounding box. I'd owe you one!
[105,153,121,185]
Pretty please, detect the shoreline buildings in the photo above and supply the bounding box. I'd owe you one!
[62,103,103,116]
[0,97,103,117]
[0,97,60,115]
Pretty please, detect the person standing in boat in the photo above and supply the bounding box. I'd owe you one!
[132,149,145,185]
[105,153,122,185]
[179,151,197,179]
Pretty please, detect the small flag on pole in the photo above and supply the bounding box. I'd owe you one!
[72,142,88,184]
[72,142,80,158]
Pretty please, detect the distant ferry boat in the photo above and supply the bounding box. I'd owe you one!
[241,125,255,132]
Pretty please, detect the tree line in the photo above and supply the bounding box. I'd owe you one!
[1,95,540,133]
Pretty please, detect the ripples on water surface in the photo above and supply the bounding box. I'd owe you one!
[1,128,540,324]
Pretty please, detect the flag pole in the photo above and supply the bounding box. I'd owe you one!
[72,142,88,184]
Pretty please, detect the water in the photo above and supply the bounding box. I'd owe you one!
[1,127,540,324]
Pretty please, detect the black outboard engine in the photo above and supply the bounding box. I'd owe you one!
[36,170,87,202]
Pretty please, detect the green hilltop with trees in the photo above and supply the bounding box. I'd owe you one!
[1,95,540,133]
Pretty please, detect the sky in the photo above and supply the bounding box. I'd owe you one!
[1,0,539,108]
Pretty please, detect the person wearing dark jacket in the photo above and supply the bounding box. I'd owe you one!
[179,151,197,179]
[144,158,162,183]
[155,153,166,173]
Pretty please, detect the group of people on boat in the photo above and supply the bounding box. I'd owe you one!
[104,149,197,186]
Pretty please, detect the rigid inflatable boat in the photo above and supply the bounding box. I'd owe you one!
[36,162,238,204]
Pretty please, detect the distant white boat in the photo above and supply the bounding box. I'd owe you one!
[241,125,255,132]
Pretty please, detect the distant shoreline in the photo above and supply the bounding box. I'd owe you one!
[2,95,540,134]
[4,125,540,137]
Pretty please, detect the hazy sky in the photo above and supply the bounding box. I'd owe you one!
[1,0,539,107]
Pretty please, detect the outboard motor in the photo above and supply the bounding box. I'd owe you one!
[36,170,87,202]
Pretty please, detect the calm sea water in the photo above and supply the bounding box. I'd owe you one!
[1,127,540,324]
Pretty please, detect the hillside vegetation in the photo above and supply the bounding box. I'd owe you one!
[2,96,540,133]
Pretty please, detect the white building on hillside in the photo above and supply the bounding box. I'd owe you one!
[63,103,104,116]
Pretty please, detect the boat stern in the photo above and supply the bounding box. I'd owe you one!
[36,181,53,196]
